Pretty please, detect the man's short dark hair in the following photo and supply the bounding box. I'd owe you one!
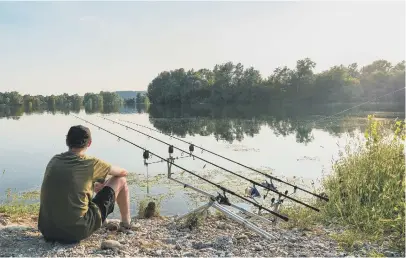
[66,125,92,148]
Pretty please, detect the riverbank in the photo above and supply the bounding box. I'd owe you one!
[1,211,403,257]
[0,212,381,257]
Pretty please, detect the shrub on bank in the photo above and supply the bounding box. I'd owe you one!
[321,115,405,250]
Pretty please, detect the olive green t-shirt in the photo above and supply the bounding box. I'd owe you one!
[38,151,111,242]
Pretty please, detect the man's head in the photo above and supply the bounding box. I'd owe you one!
[66,125,92,150]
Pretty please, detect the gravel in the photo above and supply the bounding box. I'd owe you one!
[0,214,403,257]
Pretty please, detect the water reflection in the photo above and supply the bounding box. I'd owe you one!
[1,103,404,144]
[148,103,404,144]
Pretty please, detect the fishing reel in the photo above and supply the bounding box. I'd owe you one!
[189,144,195,160]
[215,191,231,206]
[143,150,150,166]
[245,184,261,198]
[262,179,277,200]
[270,190,289,205]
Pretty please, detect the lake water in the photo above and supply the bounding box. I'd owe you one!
[0,103,404,219]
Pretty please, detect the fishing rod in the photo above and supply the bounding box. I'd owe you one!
[99,115,320,212]
[71,114,289,221]
[111,116,328,202]
[117,86,406,202]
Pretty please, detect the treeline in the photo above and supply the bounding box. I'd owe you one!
[0,99,149,119]
[147,59,405,107]
[123,92,151,106]
[0,91,124,109]
[147,103,402,144]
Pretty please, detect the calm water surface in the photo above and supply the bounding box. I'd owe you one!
[0,104,403,218]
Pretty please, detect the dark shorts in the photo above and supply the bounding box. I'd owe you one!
[92,186,116,222]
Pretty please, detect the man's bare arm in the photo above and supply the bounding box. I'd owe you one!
[108,165,128,177]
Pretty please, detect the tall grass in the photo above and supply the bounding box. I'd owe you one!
[322,115,405,249]
[284,115,405,251]
[0,188,40,221]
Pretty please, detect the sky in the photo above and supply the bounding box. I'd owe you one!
[0,1,405,96]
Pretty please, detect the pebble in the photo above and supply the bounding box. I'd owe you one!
[126,231,135,236]
[236,234,249,241]
[0,217,9,226]
[101,240,122,250]
[253,243,263,251]
[175,241,182,250]
[192,241,212,250]
[133,223,142,231]
[0,214,402,258]
[214,236,233,251]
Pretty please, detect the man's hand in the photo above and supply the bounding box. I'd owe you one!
[109,166,128,177]
[94,182,104,193]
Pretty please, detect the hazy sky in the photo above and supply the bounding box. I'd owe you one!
[0,1,404,95]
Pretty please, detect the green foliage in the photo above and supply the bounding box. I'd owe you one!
[0,188,40,220]
[0,91,125,115]
[330,230,366,252]
[280,116,404,252]
[281,205,323,231]
[320,116,405,250]
[183,211,206,230]
[137,196,163,219]
[147,59,405,106]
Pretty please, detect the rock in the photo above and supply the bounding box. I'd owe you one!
[163,238,176,245]
[3,225,31,232]
[155,249,163,256]
[101,240,122,250]
[192,241,212,250]
[0,217,9,226]
[199,247,215,253]
[175,242,182,250]
[130,248,140,254]
[213,236,233,251]
[133,223,142,231]
[383,251,397,257]
[182,252,194,257]
[254,243,263,251]
[236,234,249,241]
[217,222,226,229]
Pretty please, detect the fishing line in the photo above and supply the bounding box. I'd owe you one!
[71,114,289,221]
[98,115,320,211]
[117,86,406,201]
[290,86,406,130]
[116,117,328,202]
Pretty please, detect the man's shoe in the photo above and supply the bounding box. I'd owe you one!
[103,219,120,231]
[118,221,140,232]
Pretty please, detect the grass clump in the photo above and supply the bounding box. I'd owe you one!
[184,211,206,230]
[322,115,405,250]
[281,204,323,231]
[137,195,163,219]
[283,115,405,252]
[330,230,366,252]
[0,188,40,221]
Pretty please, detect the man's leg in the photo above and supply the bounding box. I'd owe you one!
[99,176,131,225]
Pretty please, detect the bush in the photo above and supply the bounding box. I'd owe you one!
[321,115,405,250]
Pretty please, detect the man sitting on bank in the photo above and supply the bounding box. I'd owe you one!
[38,125,134,243]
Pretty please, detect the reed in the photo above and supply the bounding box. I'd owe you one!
[283,116,405,252]
[322,115,405,250]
